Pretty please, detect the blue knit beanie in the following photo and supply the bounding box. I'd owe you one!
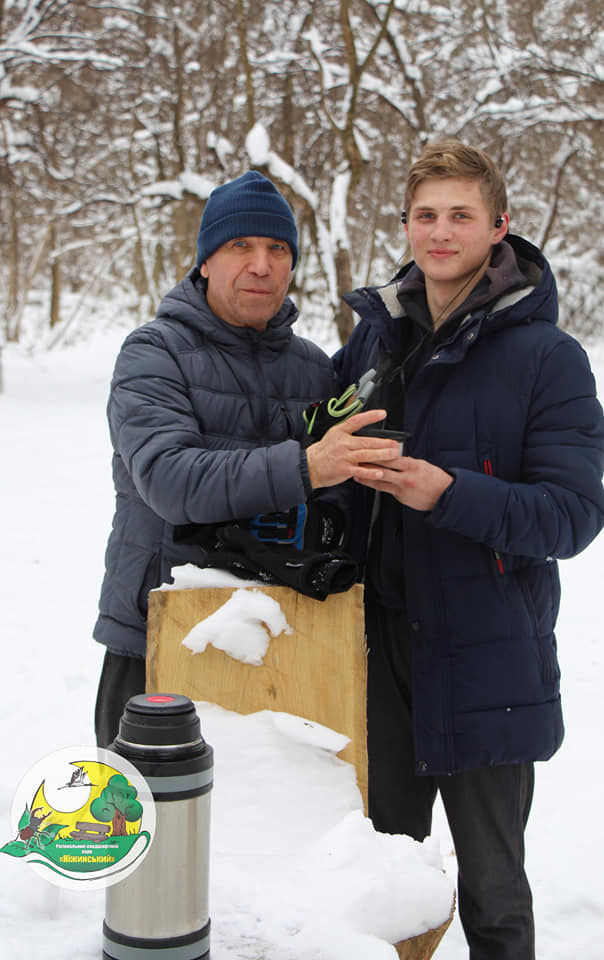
[196,171,298,269]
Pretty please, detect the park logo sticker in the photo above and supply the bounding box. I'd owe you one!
[1,746,155,890]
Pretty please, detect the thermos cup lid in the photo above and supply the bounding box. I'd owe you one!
[112,694,213,800]
[117,693,204,748]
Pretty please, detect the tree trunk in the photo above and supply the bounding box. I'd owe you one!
[49,224,61,328]
[6,185,19,332]
[8,223,52,343]
[112,809,127,837]
[334,245,355,344]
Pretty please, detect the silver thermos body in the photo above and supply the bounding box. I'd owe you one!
[103,693,213,960]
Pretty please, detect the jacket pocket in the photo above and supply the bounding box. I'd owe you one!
[518,564,561,686]
[137,551,161,618]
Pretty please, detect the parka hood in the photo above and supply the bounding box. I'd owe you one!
[343,234,558,352]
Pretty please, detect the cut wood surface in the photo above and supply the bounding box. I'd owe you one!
[146,583,368,808]
[395,904,455,960]
[146,581,455,958]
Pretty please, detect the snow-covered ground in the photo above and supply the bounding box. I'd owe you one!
[1,330,603,958]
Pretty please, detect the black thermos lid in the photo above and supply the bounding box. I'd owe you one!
[116,693,204,748]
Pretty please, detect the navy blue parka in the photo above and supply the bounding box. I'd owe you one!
[335,235,604,775]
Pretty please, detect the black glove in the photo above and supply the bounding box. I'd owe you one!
[173,502,356,601]
[204,525,357,601]
[174,501,346,552]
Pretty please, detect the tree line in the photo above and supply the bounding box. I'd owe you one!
[1,0,601,347]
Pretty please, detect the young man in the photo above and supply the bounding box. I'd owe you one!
[334,141,604,959]
[93,170,395,747]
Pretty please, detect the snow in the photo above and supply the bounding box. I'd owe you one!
[245,122,318,210]
[1,331,604,958]
[181,585,293,664]
[140,171,215,201]
[330,170,352,250]
[244,122,340,307]
[203,704,452,958]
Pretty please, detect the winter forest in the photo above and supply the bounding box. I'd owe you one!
[1,0,602,352]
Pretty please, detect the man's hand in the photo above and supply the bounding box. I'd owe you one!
[305,409,400,489]
[355,455,453,511]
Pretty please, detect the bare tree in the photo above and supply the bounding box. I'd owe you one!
[1,0,602,347]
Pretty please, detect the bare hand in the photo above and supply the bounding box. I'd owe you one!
[355,455,453,511]
[306,409,401,489]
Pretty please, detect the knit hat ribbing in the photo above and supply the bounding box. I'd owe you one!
[196,171,298,269]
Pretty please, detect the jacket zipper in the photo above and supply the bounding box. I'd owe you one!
[250,337,270,441]
[483,459,504,574]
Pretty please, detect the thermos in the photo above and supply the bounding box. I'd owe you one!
[103,693,213,960]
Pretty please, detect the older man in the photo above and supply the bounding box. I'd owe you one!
[94,170,396,746]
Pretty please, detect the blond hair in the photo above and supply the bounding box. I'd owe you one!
[404,139,508,222]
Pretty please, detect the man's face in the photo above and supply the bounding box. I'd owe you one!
[201,237,293,332]
[405,178,508,299]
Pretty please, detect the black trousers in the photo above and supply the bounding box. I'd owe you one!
[365,596,535,960]
[94,650,146,747]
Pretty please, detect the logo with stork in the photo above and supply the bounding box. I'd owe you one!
[2,747,155,889]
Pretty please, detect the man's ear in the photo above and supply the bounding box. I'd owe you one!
[200,262,209,279]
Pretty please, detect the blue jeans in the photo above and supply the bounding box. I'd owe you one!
[365,596,535,960]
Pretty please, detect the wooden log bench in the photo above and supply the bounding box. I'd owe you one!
[146,581,453,959]
[69,822,112,843]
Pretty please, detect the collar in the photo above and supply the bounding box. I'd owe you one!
[395,240,529,326]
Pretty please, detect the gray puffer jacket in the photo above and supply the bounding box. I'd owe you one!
[94,267,336,658]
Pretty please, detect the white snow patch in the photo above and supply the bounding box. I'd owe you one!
[159,563,261,591]
[182,588,292,664]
